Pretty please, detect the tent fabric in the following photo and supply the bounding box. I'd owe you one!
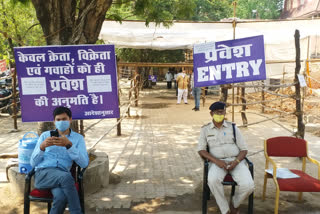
[99,19,320,61]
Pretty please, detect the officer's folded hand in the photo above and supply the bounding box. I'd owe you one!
[227,161,238,171]
[216,159,228,170]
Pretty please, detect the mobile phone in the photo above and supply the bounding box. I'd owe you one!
[50,130,59,137]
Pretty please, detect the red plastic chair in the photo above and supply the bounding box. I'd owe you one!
[262,136,320,214]
[24,163,86,214]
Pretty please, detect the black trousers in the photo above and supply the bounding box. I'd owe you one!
[167,81,172,89]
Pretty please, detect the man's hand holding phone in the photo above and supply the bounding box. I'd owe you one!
[51,135,70,147]
[40,132,72,151]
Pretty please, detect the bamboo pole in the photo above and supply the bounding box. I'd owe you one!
[80,120,84,136]
[280,67,286,116]
[12,69,17,130]
[306,36,312,94]
[231,1,237,122]
[261,80,265,113]
[128,79,132,117]
[117,63,121,136]
[294,30,305,139]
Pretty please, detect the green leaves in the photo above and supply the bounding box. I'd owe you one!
[116,48,185,63]
[237,0,283,19]
[0,0,44,62]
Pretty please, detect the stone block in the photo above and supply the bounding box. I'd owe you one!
[7,167,28,199]
[305,123,320,133]
[83,150,109,195]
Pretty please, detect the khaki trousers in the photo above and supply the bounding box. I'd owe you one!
[207,159,254,214]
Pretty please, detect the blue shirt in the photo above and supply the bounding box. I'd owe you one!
[30,130,89,171]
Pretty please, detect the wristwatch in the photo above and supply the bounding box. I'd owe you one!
[65,144,72,150]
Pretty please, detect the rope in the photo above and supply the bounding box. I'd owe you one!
[261,89,296,99]
[234,82,297,88]
[238,111,295,134]
[308,75,320,84]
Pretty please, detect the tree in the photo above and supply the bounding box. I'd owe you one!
[237,0,283,19]
[11,0,195,133]
[192,0,233,21]
[0,0,44,65]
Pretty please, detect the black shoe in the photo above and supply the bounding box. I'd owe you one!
[195,108,200,111]
[192,107,196,110]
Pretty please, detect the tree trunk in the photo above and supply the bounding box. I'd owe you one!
[31,0,113,133]
[31,0,113,45]
[294,30,305,139]
[37,122,55,136]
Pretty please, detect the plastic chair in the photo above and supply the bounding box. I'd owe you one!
[24,163,86,214]
[262,136,320,214]
[202,157,254,214]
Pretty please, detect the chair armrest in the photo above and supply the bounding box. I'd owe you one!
[25,168,35,183]
[307,156,320,180]
[307,156,320,166]
[244,157,254,179]
[78,168,87,181]
[265,156,278,179]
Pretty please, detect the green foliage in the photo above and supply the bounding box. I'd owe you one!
[237,0,283,19]
[192,0,233,21]
[0,0,45,63]
[116,48,185,63]
[107,0,196,27]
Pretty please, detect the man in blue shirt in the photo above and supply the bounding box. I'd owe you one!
[30,106,89,214]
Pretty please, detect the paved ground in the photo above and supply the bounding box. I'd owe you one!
[1,82,320,213]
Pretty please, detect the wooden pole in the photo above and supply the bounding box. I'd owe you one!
[294,30,305,139]
[117,64,121,136]
[240,82,248,126]
[280,67,286,116]
[12,69,17,130]
[306,36,312,94]
[128,79,132,117]
[261,80,265,113]
[231,1,237,122]
[80,120,84,137]
[134,66,138,107]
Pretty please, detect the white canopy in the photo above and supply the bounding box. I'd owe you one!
[99,19,320,78]
[99,19,320,61]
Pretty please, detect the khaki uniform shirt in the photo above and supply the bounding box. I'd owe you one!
[198,121,247,160]
[176,74,189,89]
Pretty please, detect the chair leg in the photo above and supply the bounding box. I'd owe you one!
[248,192,254,214]
[274,190,280,214]
[231,184,235,196]
[47,202,51,213]
[23,197,30,214]
[202,184,209,214]
[298,192,303,201]
[262,174,268,201]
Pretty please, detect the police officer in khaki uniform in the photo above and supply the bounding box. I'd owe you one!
[198,101,254,214]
